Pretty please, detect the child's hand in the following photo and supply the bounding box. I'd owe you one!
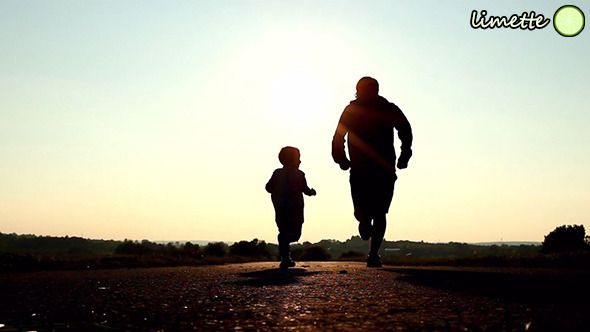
[339,159,351,171]
[309,188,317,196]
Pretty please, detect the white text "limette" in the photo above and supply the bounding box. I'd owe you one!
[471,10,550,30]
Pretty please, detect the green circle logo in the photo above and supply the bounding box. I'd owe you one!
[554,5,585,37]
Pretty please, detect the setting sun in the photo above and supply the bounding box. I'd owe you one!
[268,64,332,127]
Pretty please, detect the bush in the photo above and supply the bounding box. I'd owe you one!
[204,242,228,257]
[339,250,365,260]
[293,246,331,261]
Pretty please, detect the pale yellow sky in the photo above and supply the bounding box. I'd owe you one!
[1,1,589,244]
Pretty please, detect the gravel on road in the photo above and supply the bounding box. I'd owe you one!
[1,262,588,331]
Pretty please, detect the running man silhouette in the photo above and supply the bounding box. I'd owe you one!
[332,77,413,267]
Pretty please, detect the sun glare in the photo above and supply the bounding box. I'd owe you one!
[268,64,331,127]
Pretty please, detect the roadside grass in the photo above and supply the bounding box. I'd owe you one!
[380,252,590,268]
[3,251,589,273]
[0,253,227,272]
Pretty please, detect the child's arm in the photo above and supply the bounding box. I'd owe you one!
[302,175,316,196]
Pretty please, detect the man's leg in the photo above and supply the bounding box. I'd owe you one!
[369,214,386,255]
[351,171,373,240]
[367,214,386,267]
[355,210,373,240]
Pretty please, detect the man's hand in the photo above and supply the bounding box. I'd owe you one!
[397,150,412,170]
[309,188,317,196]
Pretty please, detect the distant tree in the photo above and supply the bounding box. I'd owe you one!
[542,225,587,253]
[229,239,271,258]
[181,242,202,258]
[140,239,163,253]
[115,240,154,255]
[204,242,228,257]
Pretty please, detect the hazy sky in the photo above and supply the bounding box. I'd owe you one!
[1,1,589,244]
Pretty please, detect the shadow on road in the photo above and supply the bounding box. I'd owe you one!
[383,267,590,308]
[237,268,321,287]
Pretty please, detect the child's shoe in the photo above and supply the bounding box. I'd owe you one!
[280,256,296,269]
[366,254,382,268]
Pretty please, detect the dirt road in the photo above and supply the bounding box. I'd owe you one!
[1,262,588,331]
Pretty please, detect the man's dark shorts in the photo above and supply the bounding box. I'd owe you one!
[350,168,397,221]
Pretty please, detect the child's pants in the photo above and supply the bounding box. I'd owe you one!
[277,223,302,258]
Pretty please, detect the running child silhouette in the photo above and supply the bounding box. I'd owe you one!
[265,146,316,269]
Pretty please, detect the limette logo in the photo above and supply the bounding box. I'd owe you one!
[471,6,585,37]
[470,10,550,30]
[553,5,585,37]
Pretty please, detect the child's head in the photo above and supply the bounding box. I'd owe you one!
[278,146,301,168]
